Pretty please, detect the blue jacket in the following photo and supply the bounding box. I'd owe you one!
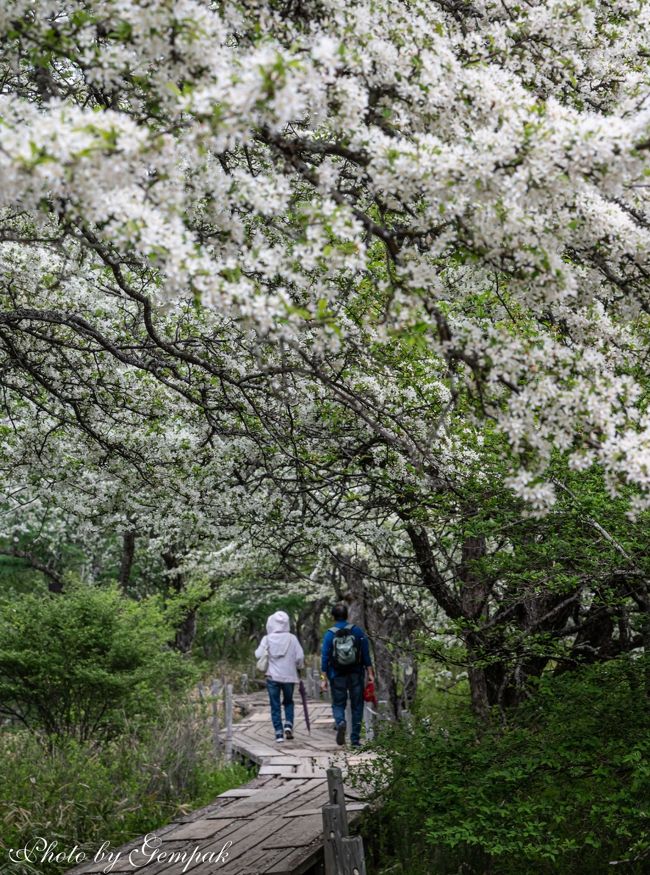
[321,620,372,679]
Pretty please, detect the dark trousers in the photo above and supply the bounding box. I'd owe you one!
[330,671,364,744]
[266,679,295,737]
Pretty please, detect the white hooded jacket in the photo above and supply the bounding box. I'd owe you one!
[255,611,304,683]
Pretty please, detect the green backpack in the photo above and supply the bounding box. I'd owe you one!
[330,623,362,671]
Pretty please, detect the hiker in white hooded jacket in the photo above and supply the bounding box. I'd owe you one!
[255,610,305,742]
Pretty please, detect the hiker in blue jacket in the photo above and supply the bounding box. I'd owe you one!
[320,603,374,747]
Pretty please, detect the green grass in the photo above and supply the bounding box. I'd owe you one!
[0,701,252,875]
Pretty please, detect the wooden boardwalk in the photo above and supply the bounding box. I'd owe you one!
[67,690,372,875]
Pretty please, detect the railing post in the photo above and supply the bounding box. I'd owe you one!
[224,683,233,761]
[312,667,320,699]
[211,678,221,755]
[363,701,374,741]
[322,803,346,874]
[326,766,349,834]
[342,836,366,875]
[322,766,366,875]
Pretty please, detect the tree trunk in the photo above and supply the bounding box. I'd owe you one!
[297,596,328,654]
[162,550,197,653]
[458,531,495,718]
[47,575,64,594]
[333,549,420,720]
[465,635,491,721]
[175,608,198,654]
[639,584,650,700]
[118,530,136,592]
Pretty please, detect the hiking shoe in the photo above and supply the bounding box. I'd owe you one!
[275,734,285,743]
[336,721,346,746]
[350,741,362,748]
[284,724,294,740]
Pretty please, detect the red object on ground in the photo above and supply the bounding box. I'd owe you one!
[363,680,378,706]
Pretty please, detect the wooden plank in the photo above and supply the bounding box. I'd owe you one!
[261,814,322,848]
[168,819,234,840]
[231,731,276,748]
[230,742,276,761]
[225,819,322,875]
[282,802,368,817]
[273,748,333,758]
[205,793,286,817]
[115,840,198,875]
[341,786,366,800]
[262,842,323,874]
[67,835,191,874]
[199,814,298,874]
[171,779,276,822]
[286,793,331,813]
[140,812,276,875]
[206,784,309,818]
[258,765,298,776]
[289,769,328,779]
[143,817,277,875]
[259,757,302,766]
[142,798,320,875]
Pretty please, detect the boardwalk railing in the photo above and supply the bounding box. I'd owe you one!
[197,678,235,758]
[322,767,367,875]
[197,657,334,761]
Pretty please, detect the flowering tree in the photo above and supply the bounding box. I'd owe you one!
[2,0,650,710]
[2,0,650,502]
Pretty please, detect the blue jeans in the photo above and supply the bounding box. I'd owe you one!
[330,672,364,744]
[266,680,295,737]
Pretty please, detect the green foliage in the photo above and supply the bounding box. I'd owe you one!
[413,658,471,730]
[0,699,250,875]
[0,556,47,596]
[0,583,196,741]
[356,656,650,875]
[162,579,212,629]
[194,591,309,665]
[193,596,249,663]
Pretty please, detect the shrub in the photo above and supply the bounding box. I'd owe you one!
[0,583,195,742]
[0,697,250,875]
[354,655,650,875]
